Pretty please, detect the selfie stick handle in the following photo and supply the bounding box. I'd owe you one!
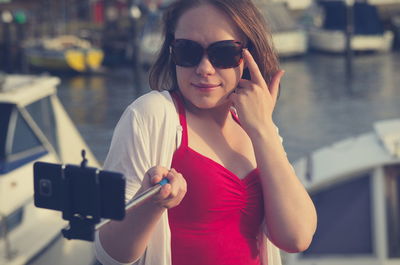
[125,178,170,210]
[95,178,169,230]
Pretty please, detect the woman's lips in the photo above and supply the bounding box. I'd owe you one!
[192,83,220,91]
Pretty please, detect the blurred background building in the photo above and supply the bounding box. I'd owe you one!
[0,0,400,73]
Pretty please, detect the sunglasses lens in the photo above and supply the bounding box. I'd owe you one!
[172,39,243,69]
[172,40,203,67]
[208,41,243,69]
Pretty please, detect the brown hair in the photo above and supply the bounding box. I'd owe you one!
[148,0,279,91]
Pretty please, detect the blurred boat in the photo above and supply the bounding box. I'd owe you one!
[307,1,394,53]
[24,35,104,73]
[0,74,98,265]
[368,0,400,6]
[265,0,313,10]
[257,2,308,57]
[136,10,164,70]
[286,119,400,265]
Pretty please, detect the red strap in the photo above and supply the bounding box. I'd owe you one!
[170,90,188,147]
[230,108,241,125]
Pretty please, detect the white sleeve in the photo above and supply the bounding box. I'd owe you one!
[93,107,150,265]
[102,107,151,203]
[94,91,178,265]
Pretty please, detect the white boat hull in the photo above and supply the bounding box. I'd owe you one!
[0,75,99,265]
[285,119,400,265]
[308,29,394,53]
[0,200,95,265]
[138,32,163,69]
[273,30,308,57]
[270,0,312,10]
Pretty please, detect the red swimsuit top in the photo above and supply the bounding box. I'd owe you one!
[168,91,264,265]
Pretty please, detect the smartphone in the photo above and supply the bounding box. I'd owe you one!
[34,161,125,221]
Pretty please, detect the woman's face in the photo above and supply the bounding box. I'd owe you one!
[174,4,245,110]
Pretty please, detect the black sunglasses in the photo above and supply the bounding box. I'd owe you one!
[170,39,244,69]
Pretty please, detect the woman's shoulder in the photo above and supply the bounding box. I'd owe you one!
[129,90,173,109]
[127,90,174,113]
[123,90,178,125]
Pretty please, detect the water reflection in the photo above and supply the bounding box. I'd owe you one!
[276,52,400,161]
[67,76,108,124]
[58,67,150,162]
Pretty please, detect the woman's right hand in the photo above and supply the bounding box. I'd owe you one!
[144,166,187,209]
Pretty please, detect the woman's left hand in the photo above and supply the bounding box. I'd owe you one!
[229,49,285,135]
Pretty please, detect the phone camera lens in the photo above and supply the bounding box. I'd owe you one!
[39,179,52,196]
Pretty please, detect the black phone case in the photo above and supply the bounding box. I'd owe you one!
[34,161,125,220]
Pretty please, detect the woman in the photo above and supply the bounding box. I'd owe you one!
[95,0,317,264]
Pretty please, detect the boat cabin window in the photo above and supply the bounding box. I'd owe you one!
[319,2,384,35]
[384,165,400,258]
[0,103,47,174]
[301,173,373,256]
[11,109,43,155]
[26,96,58,154]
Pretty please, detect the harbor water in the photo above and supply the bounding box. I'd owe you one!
[57,51,400,164]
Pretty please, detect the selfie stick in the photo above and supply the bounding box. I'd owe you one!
[95,178,169,230]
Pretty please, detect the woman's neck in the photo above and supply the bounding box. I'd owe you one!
[183,98,232,128]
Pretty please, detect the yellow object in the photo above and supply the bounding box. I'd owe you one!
[65,50,86,72]
[86,49,104,70]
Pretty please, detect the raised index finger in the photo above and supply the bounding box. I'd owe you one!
[243,49,265,86]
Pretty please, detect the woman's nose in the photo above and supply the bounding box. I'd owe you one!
[195,55,216,76]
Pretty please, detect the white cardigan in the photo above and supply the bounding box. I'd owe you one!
[94,90,282,265]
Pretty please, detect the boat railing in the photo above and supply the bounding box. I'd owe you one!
[0,212,18,261]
